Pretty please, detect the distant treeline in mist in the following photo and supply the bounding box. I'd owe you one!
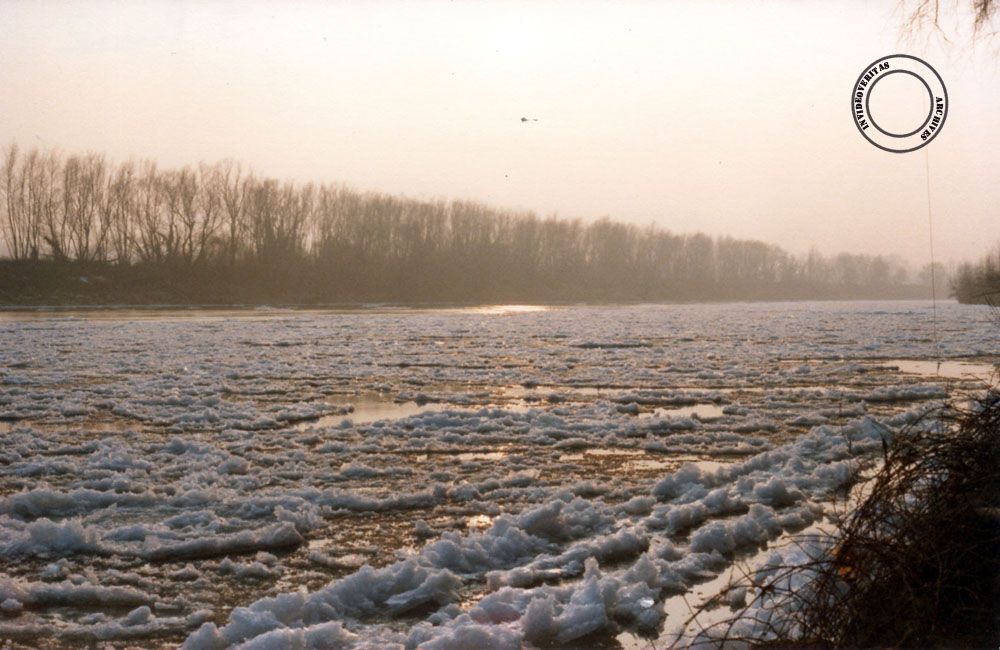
[951,244,1000,305]
[1,144,937,304]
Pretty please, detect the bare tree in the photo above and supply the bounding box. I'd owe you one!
[106,160,137,264]
[61,154,108,262]
[194,163,223,264]
[1,144,29,259]
[219,160,249,265]
[34,150,63,261]
[133,160,165,263]
[902,0,998,39]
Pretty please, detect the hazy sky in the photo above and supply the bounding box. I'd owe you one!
[2,0,998,267]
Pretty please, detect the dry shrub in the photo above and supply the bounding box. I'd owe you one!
[672,391,1000,648]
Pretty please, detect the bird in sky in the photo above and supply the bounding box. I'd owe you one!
[520,117,538,123]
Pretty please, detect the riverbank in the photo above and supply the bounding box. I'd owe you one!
[0,259,940,306]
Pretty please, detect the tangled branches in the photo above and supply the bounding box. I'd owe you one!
[672,390,1000,648]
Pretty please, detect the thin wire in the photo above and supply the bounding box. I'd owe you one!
[925,148,939,363]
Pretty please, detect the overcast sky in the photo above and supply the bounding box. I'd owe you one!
[1,0,998,267]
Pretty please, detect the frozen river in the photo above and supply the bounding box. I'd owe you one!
[0,302,995,648]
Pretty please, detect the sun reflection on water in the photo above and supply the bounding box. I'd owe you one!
[453,304,552,315]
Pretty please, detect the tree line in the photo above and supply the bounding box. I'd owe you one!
[0,143,934,304]
[951,243,1000,305]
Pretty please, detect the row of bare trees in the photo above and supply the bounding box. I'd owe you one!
[0,143,925,301]
[1,145,252,266]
